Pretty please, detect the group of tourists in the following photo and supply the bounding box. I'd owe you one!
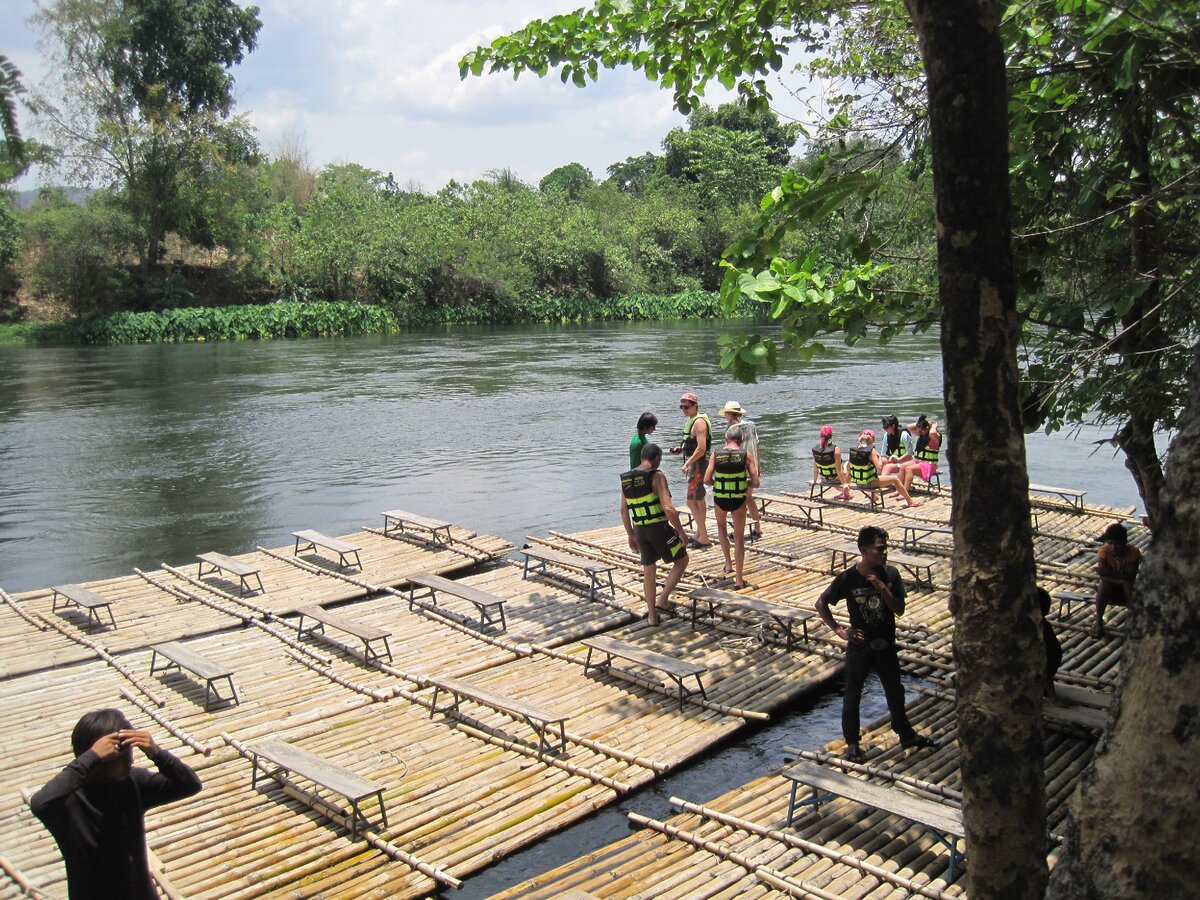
[811,415,943,509]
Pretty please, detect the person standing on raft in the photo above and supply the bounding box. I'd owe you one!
[705,427,760,589]
[671,391,712,549]
[620,443,690,626]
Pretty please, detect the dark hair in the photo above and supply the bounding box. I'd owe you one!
[916,414,929,429]
[640,442,663,465]
[857,525,889,550]
[1036,586,1052,617]
[637,412,658,434]
[881,414,899,429]
[1101,522,1128,544]
[71,708,131,757]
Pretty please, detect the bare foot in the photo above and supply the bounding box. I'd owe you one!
[907,500,922,508]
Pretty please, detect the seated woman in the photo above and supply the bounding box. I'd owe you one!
[847,430,921,508]
[878,414,914,481]
[811,425,852,501]
[900,415,943,491]
[1094,522,1140,638]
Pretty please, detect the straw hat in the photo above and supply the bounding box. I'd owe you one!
[720,401,746,416]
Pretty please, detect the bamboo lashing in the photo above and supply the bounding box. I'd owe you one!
[119,688,214,756]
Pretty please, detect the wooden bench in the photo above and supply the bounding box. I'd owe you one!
[901,523,953,552]
[686,587,815,650]
[196,551,264,595]
[1045,701,1108,732]
[826,542,936,588]
[582,635,707,710]
[782,759,965,881]
[150,641,239,710]
[295,605,392,663]
[1054,590,1092,618]
[407,572,507,631]
[51,584,116,631]
[913,470,943,494]
[429,676,569,754]
[520,545,617,603]
[250,739,387,840]
[381,509,453,545]
[1029,483,1087,513]
[759,492,824,527]
[292,530,362,570]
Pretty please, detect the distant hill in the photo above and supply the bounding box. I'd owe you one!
[10,187,95,210]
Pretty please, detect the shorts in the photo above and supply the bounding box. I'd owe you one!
[686,463,706,501]
[635,523,687,566]
[715,495,746,513]
[918,461,938,482]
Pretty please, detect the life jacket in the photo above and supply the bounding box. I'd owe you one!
[812,444,838,481]
[621,468,666,526]
[681,414,712,457]
[915,433,941,464]
[848,445,878,485]
[884,429,903,457]
[712,449,748,503]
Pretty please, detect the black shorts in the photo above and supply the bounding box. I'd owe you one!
[635,523,687,565]
[714,495,747,512]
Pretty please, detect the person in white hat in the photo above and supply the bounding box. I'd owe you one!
[720,401,763,539]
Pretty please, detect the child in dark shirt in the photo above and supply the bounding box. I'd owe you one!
[1038,587,1063,700]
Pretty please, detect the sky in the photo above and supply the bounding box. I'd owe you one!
[2,0,812,192]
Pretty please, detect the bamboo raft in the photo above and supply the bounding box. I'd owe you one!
[0,489,1140,898]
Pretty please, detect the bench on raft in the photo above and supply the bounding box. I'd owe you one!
[1054,590,1093,618]
[685,586,815,650]
[381,509,454,546]
[407,572,507,631]
[292,530,362,571]
[1028,483,1087,513]
[519,544,617,603]
[294,605,393,664]
[809,480,887,510]
[826,542,936,589]
[249,739,388,840]
[150,641,239,710]
[429,675,569,754]
[758,492,824,527]
[901,523,954,553]
[51,584,116,631]
[782,759,965,882]
[196,551,264,595]
[581,635,707,711]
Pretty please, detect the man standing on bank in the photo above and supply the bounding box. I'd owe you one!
[671,391,712,548]
[30,708,202,900]
[620,443,690,626]
[814,526,938,762]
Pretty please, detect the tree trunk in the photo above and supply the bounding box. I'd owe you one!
[903,1,1047,896]
[1047,339,1200,897]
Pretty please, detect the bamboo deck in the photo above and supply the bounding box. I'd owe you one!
[0,489,1140,898]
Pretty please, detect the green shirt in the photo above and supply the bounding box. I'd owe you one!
[630,433,650,469]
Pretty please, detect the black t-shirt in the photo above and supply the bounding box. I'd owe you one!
[820,564,906,643]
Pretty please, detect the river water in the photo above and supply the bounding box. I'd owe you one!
[0,320,1147,894]
[0,320,1142,594]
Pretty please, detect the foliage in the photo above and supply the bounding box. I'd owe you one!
[0,194,21,297]
[539,162,594,201]
[605,153,658,196]
[1,55,28,175]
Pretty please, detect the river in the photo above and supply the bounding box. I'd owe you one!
[0,319,1142,594]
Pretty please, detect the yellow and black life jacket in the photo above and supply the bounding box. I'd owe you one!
[812,444,838,480]
[712,449,748,502]
[848,445,878,485]
[915,434,941,464]
[681,414,712,457]
[884,430,904,457]
[621,468,666,526]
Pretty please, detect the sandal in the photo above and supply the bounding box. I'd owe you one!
[844,745,866,764]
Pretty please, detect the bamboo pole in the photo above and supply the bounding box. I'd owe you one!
[133,567,248,622]
[161,564,272,619]
[0,855,50,899]
[282,649,392,701]
[119,688,214,756]
[0,588,49,633]
[147,848,186,900]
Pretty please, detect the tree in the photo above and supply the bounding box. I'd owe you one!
[605,152,658,197]
[31,0,262,277]
[539,162,594,201]
[1,54,28,174]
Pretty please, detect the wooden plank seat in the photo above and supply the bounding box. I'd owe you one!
[686,586,815,650]
[901,523,954,552]
[429,676,569,754]
[196,551,264,595]
[826,542,936,589]
[809,480,886,510]
[914,470,943,494]
[407,572,507,631]
[1054,590,1092,618]
[292,529,362,570]
[758,492,824,527]
[150,641,239,710]
[294,605,392,663]
[520,544,617,603]
[381,509,453,545]
[1029,483,1087,513]
[582,635,707,711]
[782,759,965,881]
[1045,702,1108,732]
[249,739,387,840]
[51,583,116,631]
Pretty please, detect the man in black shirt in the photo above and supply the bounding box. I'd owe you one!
[31,708,202,900]
[815,526,937,762]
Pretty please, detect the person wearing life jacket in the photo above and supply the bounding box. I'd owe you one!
[620,443,690,626]
[704,428,760,589]
[850,430,921,508]
[878,414,915,482]
[811,425,852,501]
[669,391,712,549]
[900,415,943,490]
[720,400,763,540]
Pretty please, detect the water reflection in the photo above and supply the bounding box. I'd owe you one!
[0,321,1142,592]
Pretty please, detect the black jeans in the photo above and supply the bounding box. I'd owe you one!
[842,641,915,745]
